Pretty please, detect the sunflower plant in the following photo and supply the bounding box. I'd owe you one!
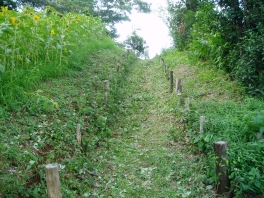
[0,5,106,108]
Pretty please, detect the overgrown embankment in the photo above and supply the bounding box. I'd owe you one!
[0,7,141,196]
[0,42,138,196]
[162,49,264,197]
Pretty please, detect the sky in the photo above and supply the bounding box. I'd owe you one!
[115,0,173,59]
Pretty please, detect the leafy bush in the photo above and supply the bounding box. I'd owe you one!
[227,29,264,95]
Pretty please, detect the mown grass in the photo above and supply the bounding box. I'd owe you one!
[162,49,264,197]
[81,58,211,197]
[0,41,137,197]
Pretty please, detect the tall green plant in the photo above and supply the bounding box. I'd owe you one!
[0,6,107,108]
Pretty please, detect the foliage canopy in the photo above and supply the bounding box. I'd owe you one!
[124,31,146,58]
[166,0,264,96]
[0,0,151,38]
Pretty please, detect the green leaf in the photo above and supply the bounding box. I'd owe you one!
[5,48,12,54]
[198,141,204,149]
[259,126,264,134]
[0,64,5,73]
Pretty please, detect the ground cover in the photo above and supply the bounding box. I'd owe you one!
[1,42,264,197]
[85,58,211,197]
[162,49,264,197]
[0,47,137,197]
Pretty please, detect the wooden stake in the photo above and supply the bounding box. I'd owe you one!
[117,61,120,72]
[164,64,167,73]
[104,80,110,90]
[200,116,205,134]
[161,57,164,65]
[176,78,182,95]
[76,124,81,145]
[109,72,113,79]
[46,164,62,198]
[104,92,109,104]
[214,141,230,196]
[170,71,173,93]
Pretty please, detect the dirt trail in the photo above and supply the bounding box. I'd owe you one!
[91,59,209,197]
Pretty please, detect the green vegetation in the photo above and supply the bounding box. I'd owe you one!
[166,0,264,96]
[1,1,264,197]
[162,49,264,197]
[124,30,146,58]
[0,0,151,38]
[0,6,108,109]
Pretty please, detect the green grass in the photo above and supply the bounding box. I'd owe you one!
[0,43,137,197]
[2,43,264,197]
[162,49,264,197]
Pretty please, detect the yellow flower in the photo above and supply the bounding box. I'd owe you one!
[54,103,59,109]
[29,12,33,16]
[10,17,15,24]
[51,29,55,35]
[33,15,40,21]
[5,6,8,11]
[10,17,21,26]
[76,16,81,22]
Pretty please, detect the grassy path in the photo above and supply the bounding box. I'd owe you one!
[90,58,209,197]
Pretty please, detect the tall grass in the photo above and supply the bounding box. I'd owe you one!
[0,6,107,109]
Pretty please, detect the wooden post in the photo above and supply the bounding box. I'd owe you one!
[185,97,190,111]
[214,141,230,196]
[104,92,109,104]
[170,71,173,93]
[176,78,182,95]
[76,124,81,145]
[175,78,180,94]
[117,61,120,72]
[200,116,205,134]
[109,72,113,79]
[104,80,110,90]
[161,57,164,65]
[46,164,62,198]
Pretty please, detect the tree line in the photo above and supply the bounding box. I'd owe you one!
[0,0,150,38]
[166,0,264,96]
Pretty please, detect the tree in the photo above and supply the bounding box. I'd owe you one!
[124,31,146,57]
[165,0,264,95]
[166,0,198,50]
[0,0,17,9]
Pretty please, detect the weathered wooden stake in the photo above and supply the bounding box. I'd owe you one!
[185,97,190,111]
[214,141,230,196]
[109,72,113,79]
[200,116,205,134]
[76,124,81,145]
[46,164,62,198]
[176,78,182,95]
[104,92,109,104]
[161,57,164,65]
[104,80,110,90]
[170,71,173,93]
[117,61,120,72]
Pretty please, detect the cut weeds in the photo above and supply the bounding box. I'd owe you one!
[84,58,210,197]
[0,50,211,197]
